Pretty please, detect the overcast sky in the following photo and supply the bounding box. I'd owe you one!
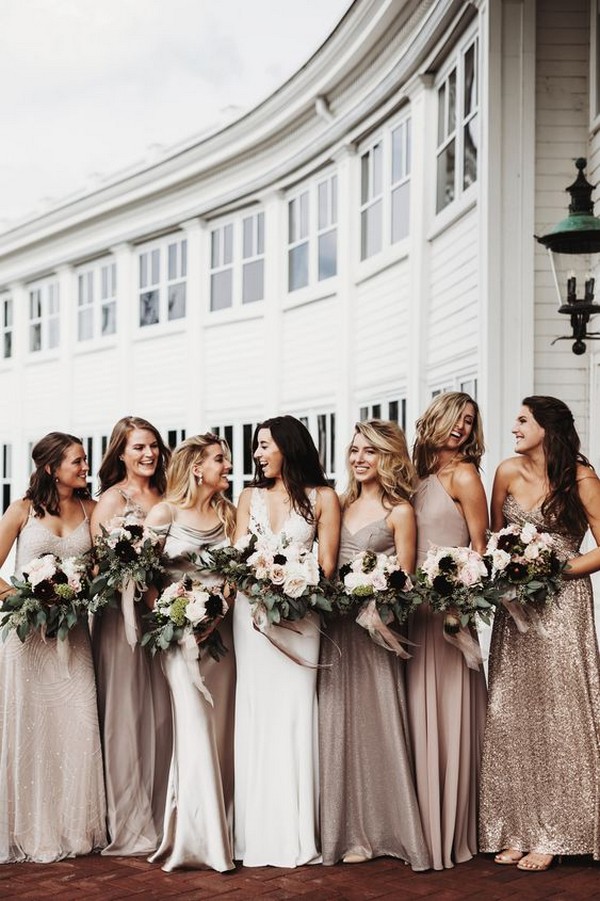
[0,0,352,228]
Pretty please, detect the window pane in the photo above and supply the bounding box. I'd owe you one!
[299,193,309,238]
[331,176,337,225]
[3,332,12,359]
[87,271,93,303]
[140,290,160,326]
[211,231,220,268]
[242,260,264,304]
[257,212,264,254]
[2,484,10,513]
[168,243,177,280]
[30,323,41,352]
[288,243,309,291]
[436,140,455,212]
[223,225,233,264]
[391,126,403,183]
[448,69,456,133]
[405,118,411,174]
[243,423,254,474]
[102,301,117,335]
[373,143,382,196]
[181,240,187,277]
[318,181,328,230]
[139,254,147,289]
[210,270,233,311]
[151,248,160,284]
[437,83,446,144]
[361,152,369,204]
[391,181,410,242]
[361,200,382,260]
[464,44,476,117]
[78,308,93,341]
[101,265,108,299]
[463,116,478,189]
[317,414,327,471]
[288,199,297,243]
[318,229,337,280]
[243,216,253,258]
[168,283,186,320]
[48,318,60,348]
[388,400,399,422]
[4,299,12,327]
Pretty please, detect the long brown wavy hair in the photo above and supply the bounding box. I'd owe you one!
[98,416,170,495]
[413,392,485,478]
[522,396,591,535]
[341,420,416,510]
[25,432,90,518]
[164,434,236,539]
[251,416,329,523]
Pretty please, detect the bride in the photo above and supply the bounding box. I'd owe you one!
[233,415,340,867]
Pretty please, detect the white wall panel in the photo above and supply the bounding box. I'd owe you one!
[354,261,409,391]
[281,298,338,407]
[203,318,266,418]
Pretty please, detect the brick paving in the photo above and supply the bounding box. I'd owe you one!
[1,853,599,900]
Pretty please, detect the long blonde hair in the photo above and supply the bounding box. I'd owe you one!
[164,434,236,539]
[341,420,417,510]
[413,392,484,478]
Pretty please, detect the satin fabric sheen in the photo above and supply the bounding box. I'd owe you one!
[318,517,430,869]
[406,475,487,870]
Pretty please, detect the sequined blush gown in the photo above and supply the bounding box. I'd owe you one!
[479,496,600,858]
[406,475,487,870]
[149,515,235,872]
[0,506,107,863]
[233,488,320,867]
[91,492,172,856]
[318,516,430,870]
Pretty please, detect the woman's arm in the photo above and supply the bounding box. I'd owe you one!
[233,488,252,544]
[0,499,30,596]
[142,503,173,609]
[316,487,341,579]
[388,502,416,573]
[452,463,489,554]
[489,461,512,533]
[90,488,124,538]
[564,470,600,577]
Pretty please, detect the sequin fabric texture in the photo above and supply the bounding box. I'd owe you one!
[479,495,600,858]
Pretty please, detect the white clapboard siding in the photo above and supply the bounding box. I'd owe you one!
[427,210,479,367]
[203,318,266,417]
[23,363,63,429]
[129,332,187,418]
[281,297,338,407]
[71,348,120,427]
[354,261,409,390]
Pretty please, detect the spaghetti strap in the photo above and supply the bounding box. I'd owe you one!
[78,498,88,521]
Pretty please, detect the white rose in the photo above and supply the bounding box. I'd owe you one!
[492,549,511,572]
[269,564,286,585]
[27,555,57,587]
[520,522,538,544]
[460,563,482,586]
[371,572,388,591]
[283,573,308,598]
[343,571,363,592]
[524,543,540,561]
[185,592,209,625]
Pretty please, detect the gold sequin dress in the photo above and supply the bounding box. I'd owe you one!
[479,495,600,858]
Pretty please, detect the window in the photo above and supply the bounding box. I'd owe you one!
[166,428,186,450]
[28,280,59,353]
[138,236,187,327]
[359,398,407,431]
[436,36,479,213]
[360,115,411,260]
[1,443,11,512]
[1,295,12,359]
[77,260,117,342]
[80,433,110,493]
[287,173,338,292]
[210,213,266,311]
[209,421,260,500]
[431,376,478,399]
[294,410,336,483]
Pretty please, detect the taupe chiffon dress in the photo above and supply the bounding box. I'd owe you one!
[318,518,430,870]
[479,496,600,858]
[149,517,235,872]
[0,508,107,862]
[91,493,172,855]
[406,475,487,870]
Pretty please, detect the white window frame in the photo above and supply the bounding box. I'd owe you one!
[317,174,338,281]
[358,397,407,432]
[286,171,339,295]
[137,234,187,330]
[435,30,479,215]
[28,279,60,354]
[430,373,478,400]
[1,294,13,361]
[209,421,260,502]
[79,433,109,495]
[1,442,12,513]
[294,409,336,483]
[359,111,412,262]
[209,212,266,312]
[77,259,118,344]
[242,211,265,305]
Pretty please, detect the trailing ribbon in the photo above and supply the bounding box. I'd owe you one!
[40,623,71,678]
[355,598,414,659]
[500,588,549,638]
[443,623,484,670]
[121,577,139,649]
[179,632,214,706]
[251,601,338,668]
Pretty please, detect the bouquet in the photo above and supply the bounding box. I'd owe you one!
[485,522,563,633]
[416,545,494,669]
[142,576,229,705]
[0,553,91,643]
[336,549,421,657]
[90,514,165,647]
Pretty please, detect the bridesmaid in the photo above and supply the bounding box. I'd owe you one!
[406,392,488,870]
[0,433,106,862]
[479,396,600,870]
[233,415,340,867]
[146,434,236,872]
[91,415,172,855]
[319,420,430,870]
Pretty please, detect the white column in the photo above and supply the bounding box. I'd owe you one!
[110,242,134,413]
[180,217,204,433]
[261,189,285,417]
[56,264,75,429]
[405,73,435,446]
[7,281,28,497]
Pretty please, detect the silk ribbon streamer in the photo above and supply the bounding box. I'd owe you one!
[443,623,484,670]
[251,601,338,668]
[121,578,139,649]
[355,598,414,659]
[40,623,71,678]
[500,588,549,638]
[179,632,214,706]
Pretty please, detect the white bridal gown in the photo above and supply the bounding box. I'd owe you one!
[233,487,320,867]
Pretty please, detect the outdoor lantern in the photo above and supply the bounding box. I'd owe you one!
[536,158,600,355]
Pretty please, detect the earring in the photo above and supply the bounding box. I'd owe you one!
[196,472,203,486]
